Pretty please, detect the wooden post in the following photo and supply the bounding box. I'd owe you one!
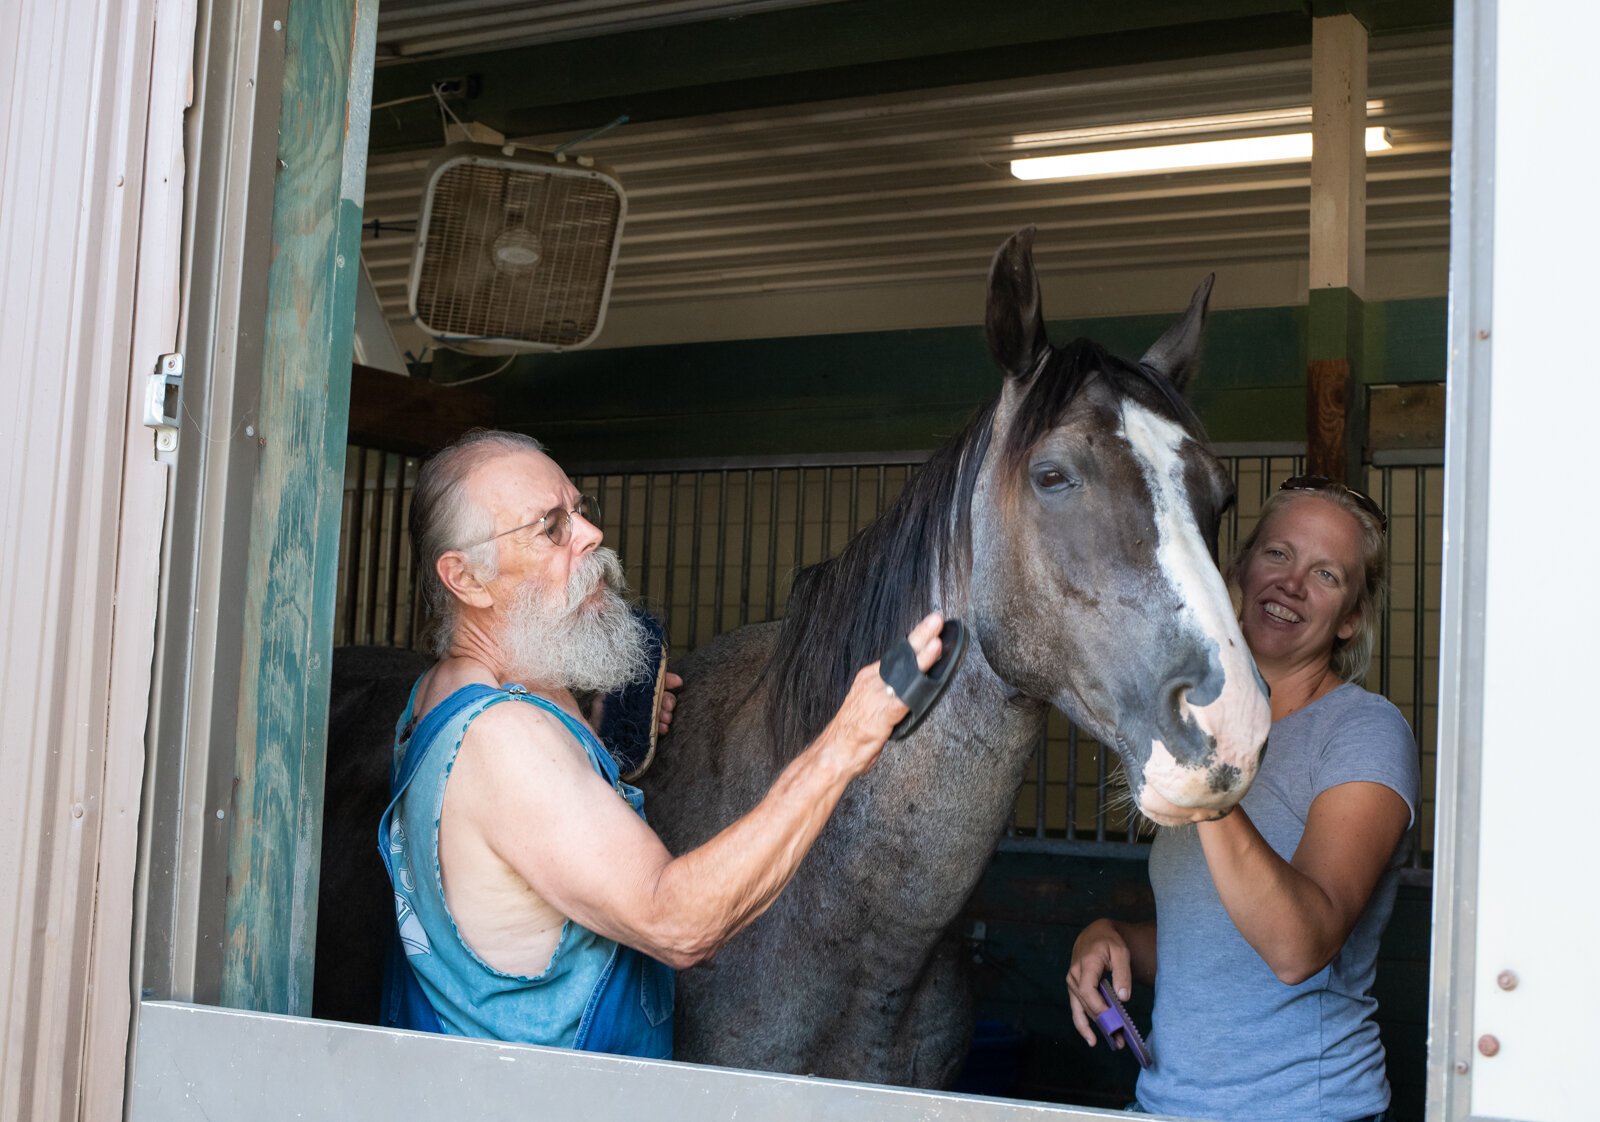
[221,0,377,1015]
[1306,12,1368,482]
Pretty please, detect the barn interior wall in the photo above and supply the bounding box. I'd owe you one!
[347,278,1448,789]
[423,296,1445,463]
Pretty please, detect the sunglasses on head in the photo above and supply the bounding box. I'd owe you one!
[1278,475,1388,533]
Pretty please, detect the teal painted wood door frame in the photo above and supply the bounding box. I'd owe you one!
[222,0,377,1015]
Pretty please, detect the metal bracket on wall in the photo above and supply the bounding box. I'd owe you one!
[144,352,182,453]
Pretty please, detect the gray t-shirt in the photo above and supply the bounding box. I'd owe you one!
[1137,683,1420,1122]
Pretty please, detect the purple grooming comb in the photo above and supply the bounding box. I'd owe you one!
[1094,979,1153,1068]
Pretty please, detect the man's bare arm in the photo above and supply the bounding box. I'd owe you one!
[452,613,944,968]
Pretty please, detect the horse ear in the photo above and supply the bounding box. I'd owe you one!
[1140,273,1215,391]
[986,226,1049,380]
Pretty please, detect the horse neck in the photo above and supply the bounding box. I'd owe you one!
[762,414,993,762]
[855,611,1045,839]
[804,632,1045,940]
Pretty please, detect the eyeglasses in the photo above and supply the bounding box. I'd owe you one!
[1278,475,1388,533]
[464,494,601,551]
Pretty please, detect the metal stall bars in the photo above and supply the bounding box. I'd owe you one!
[336,444,1442,865]
[569,453,922,646]
[335,448,423,648]
[1370,451,1444,874]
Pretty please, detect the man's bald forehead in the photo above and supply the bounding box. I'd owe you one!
[466,442,557,480]
[461,444,567,515]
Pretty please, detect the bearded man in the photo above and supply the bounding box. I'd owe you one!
[380,430,944,1058]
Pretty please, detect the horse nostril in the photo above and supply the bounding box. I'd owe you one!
[1168,682,1193,720]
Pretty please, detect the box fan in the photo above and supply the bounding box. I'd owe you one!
[406,144,627,353]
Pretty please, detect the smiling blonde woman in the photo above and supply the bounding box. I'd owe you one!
[1067,476,1419,1122]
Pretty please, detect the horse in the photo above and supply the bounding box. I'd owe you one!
[636,226,1271,1086]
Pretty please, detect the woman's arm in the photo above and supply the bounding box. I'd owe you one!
[1197,781,1410,983]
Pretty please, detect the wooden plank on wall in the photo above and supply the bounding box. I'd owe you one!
[1367,382,1446,452]
[222,0,377,1016]
[348,363,497,456]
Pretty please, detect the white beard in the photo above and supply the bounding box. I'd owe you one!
[499,547,651,695]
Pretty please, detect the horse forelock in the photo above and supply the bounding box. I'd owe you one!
[997,338,1209,483]
[762,403,996,759]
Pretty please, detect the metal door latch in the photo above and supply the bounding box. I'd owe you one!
[144,352,182,452]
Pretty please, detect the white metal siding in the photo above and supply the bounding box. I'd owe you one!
[0,0,192,1116]
[1468,1,1600,1116]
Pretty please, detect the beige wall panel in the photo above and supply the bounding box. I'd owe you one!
[0,0,191,1117]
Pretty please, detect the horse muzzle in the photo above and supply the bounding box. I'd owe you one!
[1132,675,1271,825]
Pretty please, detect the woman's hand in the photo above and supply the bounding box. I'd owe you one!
[1067,918,1158,1046]
[1066,919,1133,1046]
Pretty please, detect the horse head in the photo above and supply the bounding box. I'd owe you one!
[968,227,1270,825]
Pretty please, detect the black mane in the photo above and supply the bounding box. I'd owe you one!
[999,337,1207,476]
[762,337,1207,758]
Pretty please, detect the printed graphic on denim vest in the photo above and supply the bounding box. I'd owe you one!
[394,891,431,957]
[390,816,417,893]
[388,817,431,956]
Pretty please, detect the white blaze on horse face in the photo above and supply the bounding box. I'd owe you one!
[1120,402,1271,813]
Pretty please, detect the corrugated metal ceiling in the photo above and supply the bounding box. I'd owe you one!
[374,0,853,59]
[361,19,1451,355]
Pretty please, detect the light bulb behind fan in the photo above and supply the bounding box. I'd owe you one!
[407,144,626,354]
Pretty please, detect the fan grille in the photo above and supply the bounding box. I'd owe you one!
[413,158,623,348]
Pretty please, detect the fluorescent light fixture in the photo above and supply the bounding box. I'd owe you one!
[1010,126,1392,181]
[1011,101,1386,147]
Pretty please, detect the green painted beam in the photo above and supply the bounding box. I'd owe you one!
[223,0,377,1015]
[1364,297,1447,383]
[1308,286,1366,363]
[442,299,1438,463]
[366,0,1460,154]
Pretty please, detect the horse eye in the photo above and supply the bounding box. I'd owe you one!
[1033,467,1076,492]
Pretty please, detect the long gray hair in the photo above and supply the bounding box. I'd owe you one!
[1226,487,1388,683]
[409,429,546,658]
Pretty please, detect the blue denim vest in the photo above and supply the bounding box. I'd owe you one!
[378,679,674,1058]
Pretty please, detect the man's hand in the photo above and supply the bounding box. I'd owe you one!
[657,671,683,736]
[822,612,944,775]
